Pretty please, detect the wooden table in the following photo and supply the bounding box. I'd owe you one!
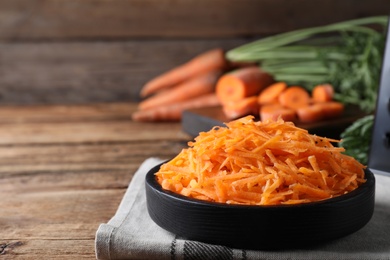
[0,102,190,259]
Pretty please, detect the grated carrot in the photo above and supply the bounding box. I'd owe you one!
[155,115,366,205]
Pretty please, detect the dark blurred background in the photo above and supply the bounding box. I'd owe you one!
[0,0,389,104]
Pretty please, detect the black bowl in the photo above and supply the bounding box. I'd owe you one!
[145,163,375,250]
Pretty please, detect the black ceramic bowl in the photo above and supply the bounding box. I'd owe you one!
[145,163,375,250]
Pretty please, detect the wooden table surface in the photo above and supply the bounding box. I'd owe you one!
[0,102,190,259]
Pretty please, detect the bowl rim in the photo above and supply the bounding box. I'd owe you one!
[146,163,375,209]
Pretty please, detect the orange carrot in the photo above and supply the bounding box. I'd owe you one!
[222,96,259,119]
[260,103,296,122]
[296,104,325,123]
[138,70,222,110]
[278,86,310,110]
[132,93,220,122]
[258,82,288,105]
[140,48,227,97]
[216,67,274,105]
[312,84,334,103]
[317,101,344,118]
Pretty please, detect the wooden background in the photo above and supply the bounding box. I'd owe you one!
[0,0,389,105]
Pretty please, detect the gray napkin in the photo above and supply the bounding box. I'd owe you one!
[95,158,390,260]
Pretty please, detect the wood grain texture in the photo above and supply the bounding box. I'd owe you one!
[0,240,95,259]
[0,40,246,104]
[0,0,388,40]
[0,103,189,259]
[0,1,388,104]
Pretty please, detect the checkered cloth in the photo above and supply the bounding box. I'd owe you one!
[95,158,390,260]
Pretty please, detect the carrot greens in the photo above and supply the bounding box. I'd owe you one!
[339,115,375,165]
[226,16,388,113]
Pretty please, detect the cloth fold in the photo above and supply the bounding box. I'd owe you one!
[95,158,390,260]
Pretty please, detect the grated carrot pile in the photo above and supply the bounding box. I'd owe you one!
[155,116,366,205]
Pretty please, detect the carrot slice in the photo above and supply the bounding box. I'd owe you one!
[317,101,344,118]
[132,93,220,122]
[260,104,296,122]
[258,82,287,105]
[297,101,344,123]
[312,84,334,103]
[216,67,274,105]
[140,48,227,97]
[278,86,310,110]
[222,96,259,119]
[138,70,221,110]
[296,104,324,123]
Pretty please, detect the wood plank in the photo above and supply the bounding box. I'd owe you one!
[0,240,95,259]
[0,120,189,144]
[0,142,182,166]
[2,224,98,240]
[0,169,132,193]
[0,0,388,40]
[0,102,190,144]
[0,189,124,259]
[0,142,183,170]
[0,40,246,104]
[0,189,124,224]
[0,142,185,188]
[0,103,134,123]
[0,189,123,257]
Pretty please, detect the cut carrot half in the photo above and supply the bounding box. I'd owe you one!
[216,67,274,105]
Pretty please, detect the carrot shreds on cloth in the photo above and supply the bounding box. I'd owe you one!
[155,115,366,205]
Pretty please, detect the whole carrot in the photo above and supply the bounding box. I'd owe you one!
[138,70,222,110]
[140,48,228,97]
[132,93,220,122]
[216,67,274,105]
